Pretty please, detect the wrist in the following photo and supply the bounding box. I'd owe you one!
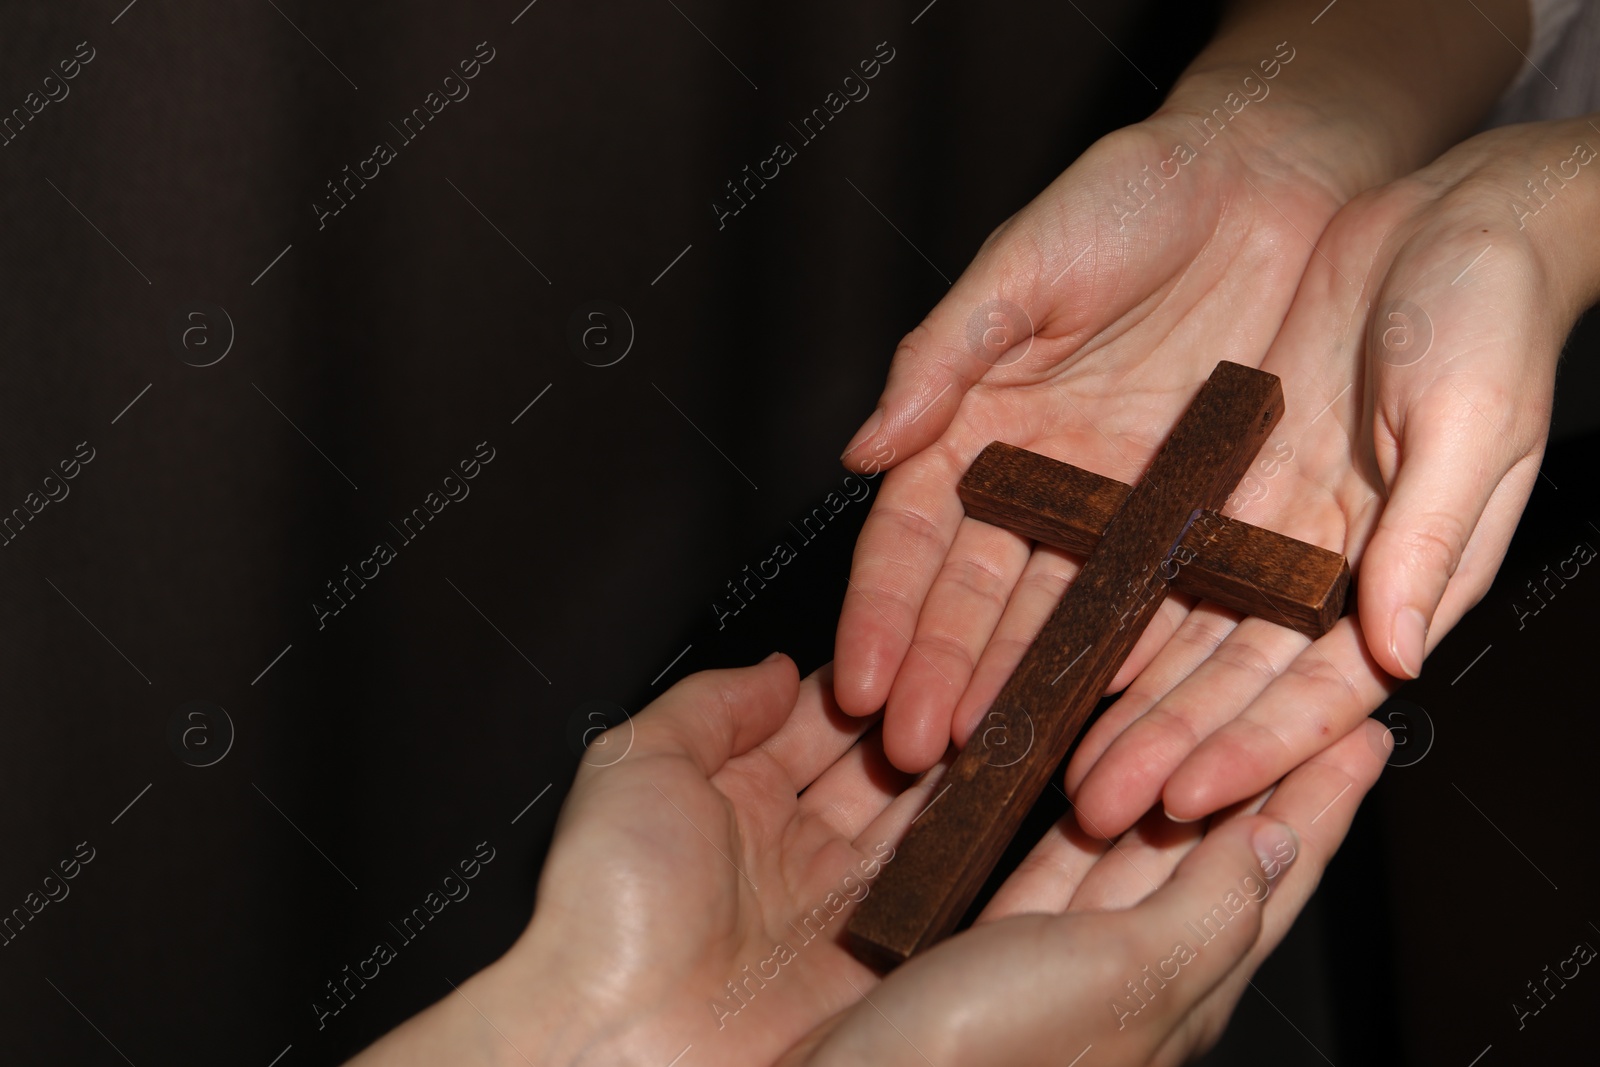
[341,963,531,1067]
[337,927,617,1067]
[1506,115,1600,319]
[1153,56,1386,204]
[1158,0,1529,199]
[476,921,673,1067]
[472,946,613,1067]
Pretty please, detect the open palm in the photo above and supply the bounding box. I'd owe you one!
[1065,119,1567,834]
[503,659,934,1065]
[836,100,1349,774]
[478,656,1385,1067]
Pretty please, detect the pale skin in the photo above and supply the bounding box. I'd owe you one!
[345,656,1389,1066]
[339,5,1600,1061]
[1066,112,1600,833]
[832,0,1568,835]
[341,109,1600,1059]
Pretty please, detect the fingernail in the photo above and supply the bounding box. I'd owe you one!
[762,651,786,664]
[1390,607,1428,679]
[1163,806,1204,824]
[1252,821,1299,877]
[841,407,884,460]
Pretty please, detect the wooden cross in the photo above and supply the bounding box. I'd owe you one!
[846,361,1350,969]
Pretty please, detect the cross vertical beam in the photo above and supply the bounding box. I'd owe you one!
[847,361,1284,968]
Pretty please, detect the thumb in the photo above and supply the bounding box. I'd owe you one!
[838,126,1226,474]
[839,225,1042,472]
[1137,815,1297,959]
[623,652,800,778]
[1358,380,1532,680]
[1357,220,1561,679]
[1104,816,1296,1043]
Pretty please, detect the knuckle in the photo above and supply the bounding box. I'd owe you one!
[1227,715,1299,767]
[1450,377,1519,431]
[845,577,917,626]
[1391,513,1470,582]
[892,323,976,386]
[1283,650,1359,701]
[1116,678,1165,716]
[978,212,1020,254]
[858,504,946,574]
[1014,562,1073,605]
[1140,703,1206,752]
[910,627,977,674]
[1207,639,1284,688]
[1170,614,1235,660]
[892,321,935,367]
[979,632,1035,673]
[1010,849,1076,885]
[936,554,1013,612]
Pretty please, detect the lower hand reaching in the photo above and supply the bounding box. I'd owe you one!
[346,656,1391,1066]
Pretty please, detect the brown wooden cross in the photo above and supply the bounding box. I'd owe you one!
[846,361,1350,970]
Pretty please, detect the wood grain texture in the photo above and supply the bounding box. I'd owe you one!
[847,361,1284,970]
[959,443,1349,636]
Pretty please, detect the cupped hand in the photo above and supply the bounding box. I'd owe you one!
[492,655,926,1066]
[780,719,1391,1067]
[346,654,923,1067]
[350,656,1388,1066]
[834,80,1351,773]
[1067,117,1588,836]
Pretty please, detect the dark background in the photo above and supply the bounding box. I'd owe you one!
[0,2,1592,1064]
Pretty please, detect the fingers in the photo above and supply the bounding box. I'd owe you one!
[987,725,1386,1065]
[940,545,1189,755]
[833,447,970,716]
[851,759,952,859]
[1133,813,1294,954]
[943,543,1077,747]
[977,812,1109,919]
[1188,719,1386,945]
[837,121,1227,478]
[804,816,1292,1067]
[1070,615,1307,836]
[1159,615,1389,819]
[981,805,1206,921]
[1064,603,1239,797]
[999,816,1297,1062]
[622,653,801,780]
[792,725,918,843]
[1061,815,1297,1050]
[1065,811,1206,912]
[837,220,1044,474]
[877,515,1032,770]
[1244,718,1387,927]
[1150,720,1388,1063]
[756,663,880,794]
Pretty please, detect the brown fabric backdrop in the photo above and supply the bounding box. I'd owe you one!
[0,2,1592,1065]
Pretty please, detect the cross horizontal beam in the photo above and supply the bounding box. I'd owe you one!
[958,443,1349,637]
